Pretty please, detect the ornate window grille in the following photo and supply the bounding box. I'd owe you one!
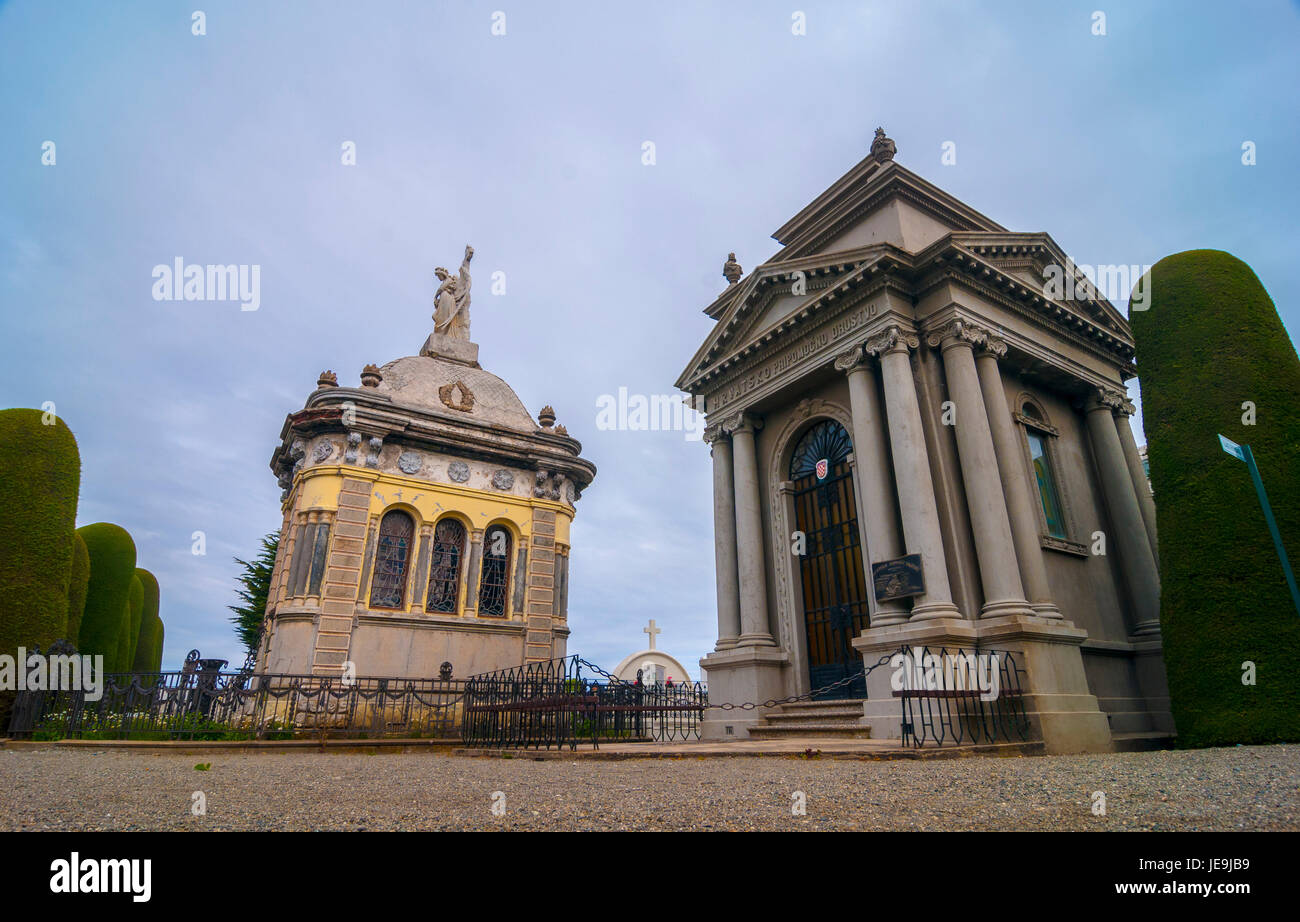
[368,510,415,609]
[478,525,511,617]
[426,518,467,613]
[789,419,852,478]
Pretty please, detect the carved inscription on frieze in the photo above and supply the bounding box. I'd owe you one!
[712,302,877,409]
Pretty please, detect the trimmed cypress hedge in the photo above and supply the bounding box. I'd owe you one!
[0,408,81,655]
[123,574,144,672]
[76,523,137,671]
[132,569,161,672]
[66,532,90,646]
[153,621,165,672]
[1131,249,1300,747]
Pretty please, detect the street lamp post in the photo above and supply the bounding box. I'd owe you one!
[1218,434,1300,617]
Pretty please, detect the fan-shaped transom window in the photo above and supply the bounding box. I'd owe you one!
[789,419,853,480]
[369,510,415,609]
[426,518,467,613]
[478,525,512,617]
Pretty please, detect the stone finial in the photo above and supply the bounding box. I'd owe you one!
[317,370,338,389]
[723,252,743,285]
[360,364,382,388]
[554,424,568,436]
[538,405,556,428]
[870,126,897,163]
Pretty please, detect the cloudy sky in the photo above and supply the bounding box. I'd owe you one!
[2,1,1297,673]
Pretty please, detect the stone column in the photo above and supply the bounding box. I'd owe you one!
[705,425,742,650]
[464,529,484,616]
[865,326,960,620]
[834,345,908,625]
[726,412,775,646]
[971,335,1063,619]
[930,321,1034,619]
[1114,397,1159,561]
[1085,388,1161,636]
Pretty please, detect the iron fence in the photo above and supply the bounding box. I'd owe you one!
[7,653,465,741]
[893,645,1030,747]
[462,655,707,750]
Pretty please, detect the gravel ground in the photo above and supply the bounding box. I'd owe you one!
[1,744,1297,831]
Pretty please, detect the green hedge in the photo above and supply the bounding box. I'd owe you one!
[123,574,144,673]
[132,569,161,672]
[65,532,90,645]
[0,409,81,656]
[76,523,137,671]
[1131,249,1300,747]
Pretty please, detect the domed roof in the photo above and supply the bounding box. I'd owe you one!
[375,354,538,432]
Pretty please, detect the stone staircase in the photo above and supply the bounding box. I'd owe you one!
[747,699,871,739]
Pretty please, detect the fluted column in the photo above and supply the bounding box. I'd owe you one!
[1085,388,1161,636]
[865,326,960,620]
[834,345,908,625]
[972,335,1063,619]
[726,412,775,646]
[1114,397,1158,562]
[705,425,741,650]
[930,321,1034,619]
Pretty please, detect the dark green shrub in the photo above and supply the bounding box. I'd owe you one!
[122,574,143,672]
[0,408,80,655]
[1131,250,1300,747]
[132,569,161,672]
[65,533,90,646]
[76,523,136,671]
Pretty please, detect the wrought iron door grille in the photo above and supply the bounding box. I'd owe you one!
[426,518,466,612]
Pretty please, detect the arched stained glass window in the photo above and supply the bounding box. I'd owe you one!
[368,510,415,609]
[789,419,853,479]
[478,525,511,617]
[426,518,467,613]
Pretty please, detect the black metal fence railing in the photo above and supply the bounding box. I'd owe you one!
[462,655,706,750]
[6,666,466,741]
[892,645,1030,747]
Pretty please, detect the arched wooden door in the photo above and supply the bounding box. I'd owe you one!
[789,420,871,699]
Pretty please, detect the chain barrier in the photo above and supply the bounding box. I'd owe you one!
[580,652,898,711]
[704,651,897,711]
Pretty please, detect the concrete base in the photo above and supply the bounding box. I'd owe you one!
[852,614,1115,754]
[420,332,480,366]
[698,645,790,740]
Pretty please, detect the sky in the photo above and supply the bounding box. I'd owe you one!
[2,1,1298,674]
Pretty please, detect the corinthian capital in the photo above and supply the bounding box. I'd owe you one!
[926,318,991,351]
[721,411,763,435]
[1085,386,1128,414]
[832,344,869,373]
[864,325,919,358]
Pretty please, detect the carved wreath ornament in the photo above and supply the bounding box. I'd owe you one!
[438,380,475,412]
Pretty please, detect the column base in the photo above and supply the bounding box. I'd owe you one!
[908,599,962,621]
[736,632,777,647]
[714,636,739,652]
[870,603,910,627]
[698,646,789,739]
[1029,601,1064,620]
[979,597,1037,619]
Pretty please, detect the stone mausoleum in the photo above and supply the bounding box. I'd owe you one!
[257,247,596,678]
[678,130,1171,752]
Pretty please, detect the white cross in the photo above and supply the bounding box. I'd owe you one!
[643,619,661,650]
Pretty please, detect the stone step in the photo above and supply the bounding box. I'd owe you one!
[776,699,863,710]
[764,707,865,723]
[748,723,872,739]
